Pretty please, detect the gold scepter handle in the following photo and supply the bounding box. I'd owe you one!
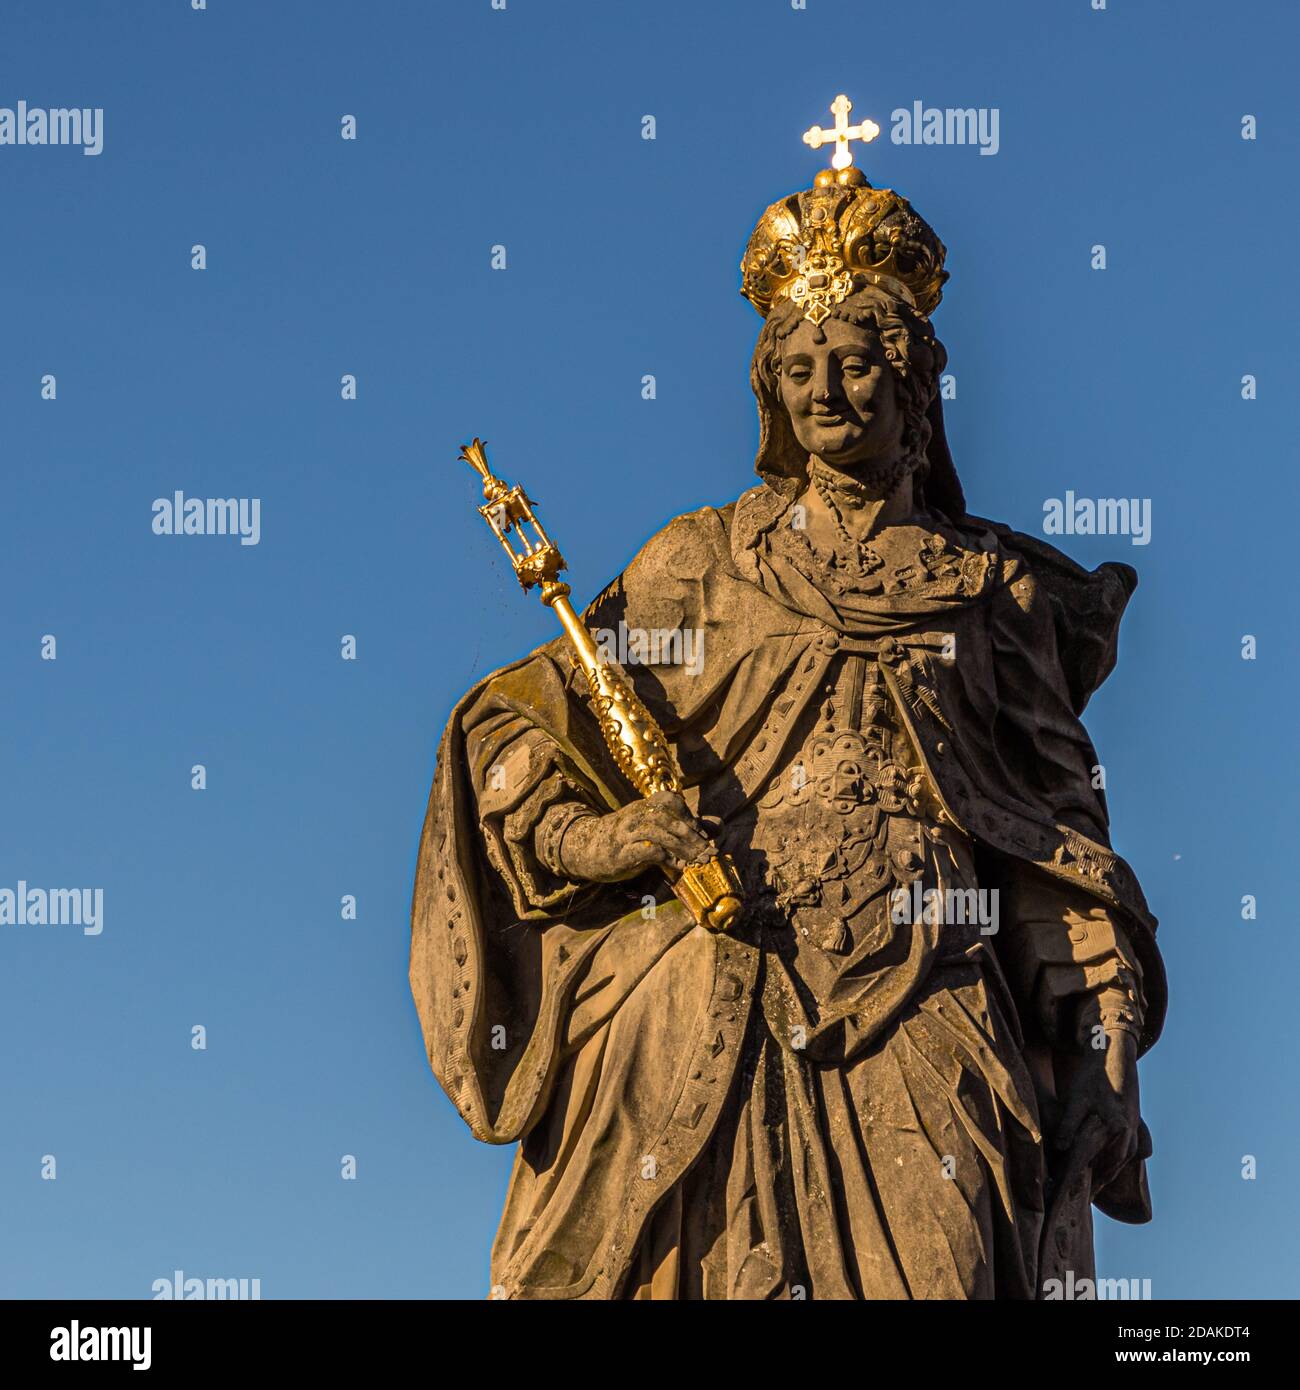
[457,438,742,932]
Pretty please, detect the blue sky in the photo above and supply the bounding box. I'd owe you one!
[0,0,1296,1298]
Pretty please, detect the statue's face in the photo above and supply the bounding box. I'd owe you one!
[777,316,905,469]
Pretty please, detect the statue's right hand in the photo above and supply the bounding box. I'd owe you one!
[558,790,715,884]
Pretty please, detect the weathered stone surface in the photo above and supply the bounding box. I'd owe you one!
[412,178,1163,1301]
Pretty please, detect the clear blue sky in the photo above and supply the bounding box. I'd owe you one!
[1,0,1295,1299]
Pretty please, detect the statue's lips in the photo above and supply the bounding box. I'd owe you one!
[810,413,847,426]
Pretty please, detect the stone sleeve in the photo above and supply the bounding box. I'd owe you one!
[997,863,1146,1050]
[468,724,603,916]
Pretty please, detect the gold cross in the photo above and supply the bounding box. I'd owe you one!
[802,94,880,172]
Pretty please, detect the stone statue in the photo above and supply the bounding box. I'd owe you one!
[410,97,1166,1300]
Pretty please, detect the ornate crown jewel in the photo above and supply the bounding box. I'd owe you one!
[741,95,949,325]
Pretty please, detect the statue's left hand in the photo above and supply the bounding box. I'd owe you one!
[1055,1030,1141,1189]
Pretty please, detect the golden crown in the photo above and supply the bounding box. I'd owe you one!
[740,95,948,325]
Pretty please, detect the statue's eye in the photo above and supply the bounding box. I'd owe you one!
[841,357,870,377]
[784,362,812,383]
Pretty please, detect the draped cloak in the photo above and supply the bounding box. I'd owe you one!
[409,483,1166,1299]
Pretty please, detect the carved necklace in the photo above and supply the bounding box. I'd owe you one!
[809,460,906,577]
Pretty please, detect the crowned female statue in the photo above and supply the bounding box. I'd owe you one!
[410,99,1166,1300]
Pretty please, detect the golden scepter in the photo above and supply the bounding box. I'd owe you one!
[458,438,742,932]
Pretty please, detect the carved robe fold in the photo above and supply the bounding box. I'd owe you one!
[409,483,1166,1300]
